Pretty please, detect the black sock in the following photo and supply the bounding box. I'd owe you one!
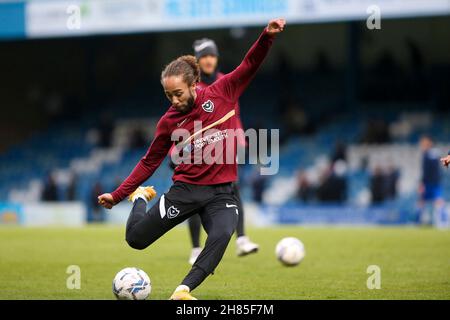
[234,185,245,237]
[182,266,208,291]
[188,215,202,248]
[236,207,245,237]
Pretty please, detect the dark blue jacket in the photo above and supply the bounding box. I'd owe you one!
[422,148,441,186]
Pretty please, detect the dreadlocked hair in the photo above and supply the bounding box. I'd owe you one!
[161,55,201,86]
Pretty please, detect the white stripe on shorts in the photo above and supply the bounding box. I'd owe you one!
[159,194,166,219]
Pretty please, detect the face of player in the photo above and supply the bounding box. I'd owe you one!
[162,75,197,113]
[198,55,218,75]
[420,137,432,151]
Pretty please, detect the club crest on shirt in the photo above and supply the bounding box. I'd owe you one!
[202,100,214,112]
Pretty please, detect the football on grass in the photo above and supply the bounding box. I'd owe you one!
[112,267,151,300]
[276,237,305,266]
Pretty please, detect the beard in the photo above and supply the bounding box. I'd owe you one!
[186,92,195,111]
[173,88,196,113]
[179,90,195,113]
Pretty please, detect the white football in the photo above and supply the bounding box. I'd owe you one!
[112,267,151,300]
[275,237,305,266]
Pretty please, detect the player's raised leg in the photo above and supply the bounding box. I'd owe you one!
[125,186,197,250]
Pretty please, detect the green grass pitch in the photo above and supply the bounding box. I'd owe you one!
[0,225,449,299]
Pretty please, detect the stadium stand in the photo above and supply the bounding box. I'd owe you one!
[2,87,449,224]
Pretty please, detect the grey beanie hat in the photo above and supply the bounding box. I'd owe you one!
[193,38,219,59]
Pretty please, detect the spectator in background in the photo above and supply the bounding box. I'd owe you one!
[41,173,58,201]
[385,165,400,200]
[370,166,387,204]
[316,161,347,204]
[296,171,314,203]
[91,182,105,222]
[333,160,348,203]
[67,173,78,201]
[418,135,445,226]
[331,140,347,164]
[369,165,400,204]
[360,155,369,171]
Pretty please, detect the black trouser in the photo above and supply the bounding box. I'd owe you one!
[125,181,239,291]
[188,183,245,248]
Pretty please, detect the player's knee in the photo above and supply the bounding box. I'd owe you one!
[126,238,147,250]
[125,233,147,250]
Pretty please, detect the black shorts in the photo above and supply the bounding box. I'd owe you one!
[126,181,240,251]
[163,181,239,217]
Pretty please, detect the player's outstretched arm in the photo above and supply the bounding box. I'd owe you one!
[98,119,172,209]
[216,18,285,100]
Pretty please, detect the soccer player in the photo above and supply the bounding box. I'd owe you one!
[440,151,450,168]
[183,37,259,265]
[97,18,286,300]
[418,135,445,227]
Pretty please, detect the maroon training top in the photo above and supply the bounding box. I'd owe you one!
[111,28,275,203]
[198,72,246,148]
